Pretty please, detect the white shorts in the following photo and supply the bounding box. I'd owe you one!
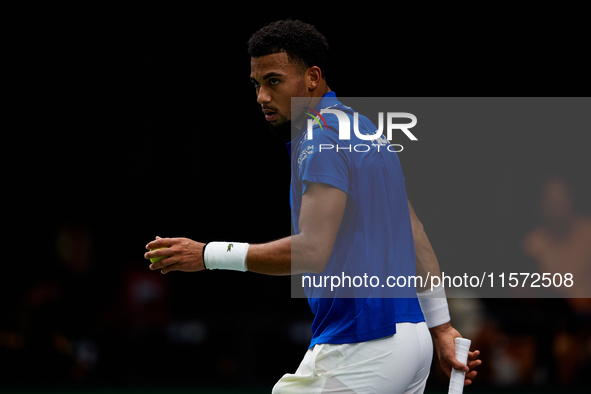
[272,322,432,394]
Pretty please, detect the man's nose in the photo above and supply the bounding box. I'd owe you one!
[257,86,271,105]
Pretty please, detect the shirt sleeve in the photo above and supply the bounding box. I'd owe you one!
[296,126,350,195]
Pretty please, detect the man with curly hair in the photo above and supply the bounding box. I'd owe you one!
[145,19,480,393]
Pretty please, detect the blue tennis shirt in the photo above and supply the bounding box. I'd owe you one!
[288,92,425,349]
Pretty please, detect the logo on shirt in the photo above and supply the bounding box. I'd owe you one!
[227,243,233,252]
[298,145,314,170]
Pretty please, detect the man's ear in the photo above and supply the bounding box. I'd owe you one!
[306,66,322,90]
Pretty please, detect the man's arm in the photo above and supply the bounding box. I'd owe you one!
[408,199,482,386]
[144,182,347,276]
[408,200,441,292]
[247,182,347,275]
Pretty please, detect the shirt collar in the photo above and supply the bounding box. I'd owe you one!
[315,91,338,111]
[287,91,338,159]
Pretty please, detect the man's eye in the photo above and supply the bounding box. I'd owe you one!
[270,79,280,85]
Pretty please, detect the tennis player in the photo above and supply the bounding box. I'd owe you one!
[145,19,480,393]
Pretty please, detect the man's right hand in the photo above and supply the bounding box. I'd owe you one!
[145,236,206,274]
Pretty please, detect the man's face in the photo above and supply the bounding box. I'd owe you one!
[250,52,309,129]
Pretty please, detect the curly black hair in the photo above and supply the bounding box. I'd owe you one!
[247,19,329,78]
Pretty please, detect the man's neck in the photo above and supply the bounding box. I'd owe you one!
[292,85,332,130]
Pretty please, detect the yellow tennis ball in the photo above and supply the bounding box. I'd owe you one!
[149,247,167,263]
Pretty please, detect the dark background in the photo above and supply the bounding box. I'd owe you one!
[3,4,590,392]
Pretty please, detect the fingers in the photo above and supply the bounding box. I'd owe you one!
[453,361,469,373]
[449,342,482,374]
[144,236,205,275]
[467,350,482,370]
[147,252,180,271]
[145,246,172,261]
[146,236,177,250]
[464,350,482,386]
[144,238,177,271]
[145,237,193,272]
[447,350,469,373]
[452,351,482,376]
[160,262,178,274]
[465,370,478,382]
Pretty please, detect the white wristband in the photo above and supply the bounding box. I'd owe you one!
[417,284,451,328]
[203,242,249,272]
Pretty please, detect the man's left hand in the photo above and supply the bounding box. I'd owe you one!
[430,322,482,386]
